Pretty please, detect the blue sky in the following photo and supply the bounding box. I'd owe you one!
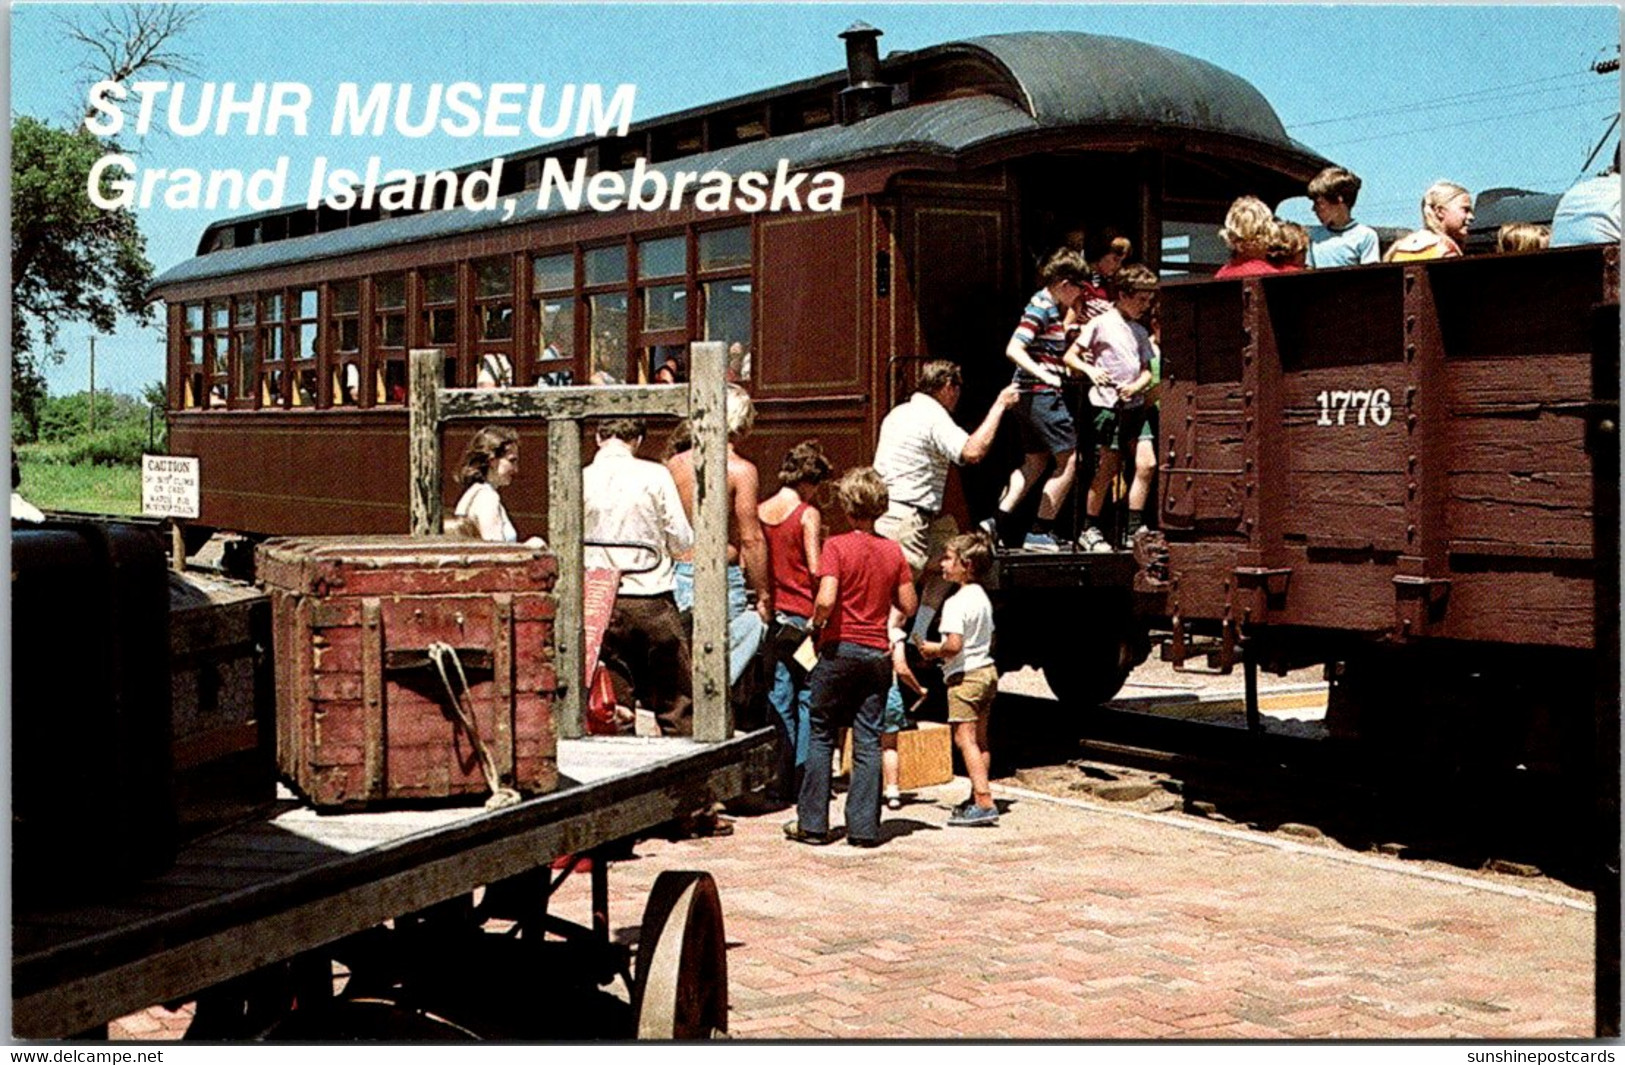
[10,2,1620,397]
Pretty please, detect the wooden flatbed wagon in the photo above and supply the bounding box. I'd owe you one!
[14,348,770,1040]
[13,732,773,1039]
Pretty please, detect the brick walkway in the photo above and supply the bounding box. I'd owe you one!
[108,777,1594,1040]
[552,779,1595,1039]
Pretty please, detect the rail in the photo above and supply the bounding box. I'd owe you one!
[406,341,733,742]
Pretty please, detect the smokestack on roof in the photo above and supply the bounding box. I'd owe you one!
[838,21,891,126]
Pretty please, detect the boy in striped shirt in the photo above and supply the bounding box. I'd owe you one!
[988,247,1090,551]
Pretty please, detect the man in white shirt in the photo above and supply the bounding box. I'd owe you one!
[583,418,695,735]
[873,361,1018,578]
[872,361,1017,749]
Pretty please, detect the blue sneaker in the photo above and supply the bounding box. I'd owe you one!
[1022,532,1060,553]
[947,803,1000,827]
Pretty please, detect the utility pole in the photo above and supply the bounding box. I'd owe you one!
[88,335,97,434]
[1579,48,1621,175]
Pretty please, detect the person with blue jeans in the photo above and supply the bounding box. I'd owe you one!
[758,441,832,803]
[666,385,772,685]
[786,468,917,847]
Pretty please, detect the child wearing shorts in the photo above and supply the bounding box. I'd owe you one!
[916,532,1000,826]
[990,247,1091,550]
[1063,263,1160,552]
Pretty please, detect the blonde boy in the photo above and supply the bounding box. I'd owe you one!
[917,532,1000,826]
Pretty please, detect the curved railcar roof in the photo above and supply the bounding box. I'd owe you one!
[153,30,1324,291]
[950,33,1302,149]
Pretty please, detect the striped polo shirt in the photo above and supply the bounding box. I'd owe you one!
[1010,287,1070,392]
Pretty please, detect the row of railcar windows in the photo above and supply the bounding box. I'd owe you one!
[176,226,754,410]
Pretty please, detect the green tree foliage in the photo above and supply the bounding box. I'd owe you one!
[20,387,164,466]
[11,115,155,439]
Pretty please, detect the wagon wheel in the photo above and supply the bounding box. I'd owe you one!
[1043,620,1149,711]
[632,870,729,1039]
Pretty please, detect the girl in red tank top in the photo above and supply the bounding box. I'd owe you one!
[757,441,832,802]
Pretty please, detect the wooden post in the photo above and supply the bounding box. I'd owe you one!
[170,522,187,573]
[548,419,585,739]
[408,349,444,536]
[687,341,731,741]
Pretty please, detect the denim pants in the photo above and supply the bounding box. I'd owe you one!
[767,613,812,796]
[797,642,891,842]
[673,562,766,685]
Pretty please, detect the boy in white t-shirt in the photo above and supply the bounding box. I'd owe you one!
[915,532,1000,826]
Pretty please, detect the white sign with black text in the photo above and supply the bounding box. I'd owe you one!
[142,454,200,519]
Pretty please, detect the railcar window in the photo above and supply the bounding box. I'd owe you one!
[205,300,231,408]
[531,253,576,384]
[423,267,457,305]
[532,254,574,292]
[639,236,686,279]
[261,291,286,407]
[182,303,205,409]
[374,274,407,405]
[584,246,627,286]
[421,266,460,386]
[292,288,320,407]
[330,281,361,406]
[588,293,629,384]
[1160,221,1227,277]
[643,284,686,333]
[474,257,514,342]
[704,279,753,381]
[233,296,257,404]
[473,257,515,387]
[698,226,750,271]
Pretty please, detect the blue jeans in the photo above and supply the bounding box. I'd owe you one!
[798,642,891,842]
[673,562,766,686]
[767,613,812,796]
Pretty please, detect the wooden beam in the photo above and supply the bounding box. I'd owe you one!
[405,344,734,741]
[548,418,585,739]
[687,341,731,742]
[408,348,445,536]
[439,385,690,422]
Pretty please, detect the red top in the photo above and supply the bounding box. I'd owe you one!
[1213,257,1287,279]
[763,501,816,618]
[816,531,913,650]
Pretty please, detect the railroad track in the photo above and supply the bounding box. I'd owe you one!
[990,691,1602,892]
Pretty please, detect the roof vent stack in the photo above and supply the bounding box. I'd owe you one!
[838,21,890,125]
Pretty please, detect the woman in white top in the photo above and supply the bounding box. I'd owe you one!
[453,426,543,547]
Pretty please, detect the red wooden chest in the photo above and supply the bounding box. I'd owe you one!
[258,537,559,808]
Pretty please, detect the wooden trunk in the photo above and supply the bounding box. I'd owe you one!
[169,570,277,838]
[259,536,560,808]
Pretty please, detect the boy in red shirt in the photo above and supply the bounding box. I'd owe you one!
[786,467,918,848]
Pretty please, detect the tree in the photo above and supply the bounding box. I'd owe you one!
[11,4,202,440]
[10,116,153,439]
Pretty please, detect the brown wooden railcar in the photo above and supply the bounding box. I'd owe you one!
[1154,244,1617,658]
[149,27,1326,542]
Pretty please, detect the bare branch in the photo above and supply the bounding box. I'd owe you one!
[67,4,206,121]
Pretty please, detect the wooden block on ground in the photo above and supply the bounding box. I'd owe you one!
[842,721,953,790]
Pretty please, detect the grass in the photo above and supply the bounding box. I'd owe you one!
[15,455,142,516]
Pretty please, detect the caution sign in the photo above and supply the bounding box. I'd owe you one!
[142,454,200,519]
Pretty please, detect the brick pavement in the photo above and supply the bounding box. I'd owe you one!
[108,777,1594,1040]
[552,778,1594,1040]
